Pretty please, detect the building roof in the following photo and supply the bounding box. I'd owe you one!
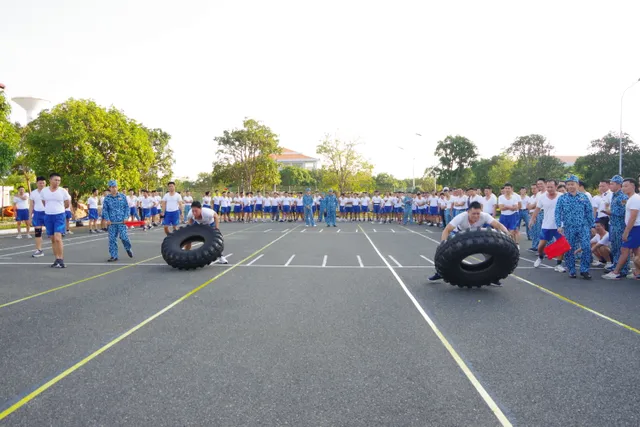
[270,148,319,162]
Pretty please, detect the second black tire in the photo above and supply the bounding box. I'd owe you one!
[434,228,519,288]
[161,224,224,270]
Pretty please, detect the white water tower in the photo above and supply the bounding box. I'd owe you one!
[11,96,50,123]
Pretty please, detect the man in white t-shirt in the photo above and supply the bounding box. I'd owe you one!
[139,190,155,231]
[528,178,547,252]
[41,173,71,268]
[184,201,228,264]
[29,176,47,257]
[592,180,612,230]
[498,183,522,248]
[481,187,497,216]
[13,185,31,239]
[590,219,612,269]
[127,189,139,223]
[161,181,183,235]
[429,201,508,283]
[87,188,100,233]
[529,180,564,271]
[519,186,532,241]
[183,190,194,223]
[603,178,640,279]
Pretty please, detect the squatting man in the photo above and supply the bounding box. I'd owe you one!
[428,201,509,286]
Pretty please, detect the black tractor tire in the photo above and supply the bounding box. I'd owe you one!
[161,224,224,270]
[434,228,519,288]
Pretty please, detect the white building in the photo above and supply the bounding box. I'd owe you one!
[271,148,319,170]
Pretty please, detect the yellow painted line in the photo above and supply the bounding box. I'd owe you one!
[399,225,640,336]
[0,226,258,309]
[359,225,512,426]
[0,225,298,421]
[509,274,640,335]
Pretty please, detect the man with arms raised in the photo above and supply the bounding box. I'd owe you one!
[428,201,508,284]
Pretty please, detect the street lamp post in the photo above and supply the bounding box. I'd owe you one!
[620,78,640,175]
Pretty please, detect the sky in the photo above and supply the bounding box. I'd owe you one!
[2,0,640,181]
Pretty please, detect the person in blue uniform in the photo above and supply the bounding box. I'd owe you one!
[403,193,413,225]
[605,175,629,276]
[554,175,593,279]
[325,190,338,227]
[318,193,326,222]
[102,180,133,262]
[303,188,316,227]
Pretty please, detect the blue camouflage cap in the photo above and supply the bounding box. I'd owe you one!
[108,179,117,187]
[329,189,334,193]
[610,175,623,184]
[306,188,311,192]
[565,174,579,183]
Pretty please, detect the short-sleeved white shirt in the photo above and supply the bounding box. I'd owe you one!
[537,193,560,229]
[140,196,154,209]
[202,196,212,205]
[625,193,640,226]
[591,232,610,247]
[127,195,138,208]
[87,196,99,209]
[31,189,45,212]
[183,196,193,205]
[187,207,217,225]
[448,211,494,232]
[498,194,521,216]
[597,191,612,218]
[41,187,70,215]
[361,196,370,207]
[13,194,30,210]
[429,196,439,207]
[372,196,382,205]
[162,192,182,212]
[481,194,497,214]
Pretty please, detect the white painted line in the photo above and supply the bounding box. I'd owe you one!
[424,228,433,233]
[285,254,295,266]
[337,229,341,233]
[322,255,327,267]
[420,255,434,264]
[358,226,512,427]
[319,229,323,233]
[391,229,396,233]
[373,229,377,232]
[301,229,306,233]
[356,229,358,233]
[247,254,264,266]
[357,255,363,267]
[281,229,289,233]
[264,229,272,233]
[225,253,233,259]
[388,255,402,267]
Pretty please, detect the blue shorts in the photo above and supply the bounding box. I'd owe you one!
[150,207,158,216]
[255,204,262,212]
[345,206,353,213]
[203,204,211,209]
[361,206,368,213]
[312,206,317,212]
[213,204,220,212]
[396,207,404,213]
[384,206,393,213]
[44,213,66,236]
[32,210,46,227]
[65,211,72,220]
[339,206,345,213]
[622,226,640,249]
[129,207,137,216]
[499,213,520,230]
[429,206,438,215]
[373,204,380,214]
[16,208,30,221]
[296,206,304,213]
[142,208,151,219]
[353,206,361,213]
[233,206,241,213]
[540,228,561,242]
[418,208,426,215]
[88,208,99,220]
[283,206,291,213]
[162,210,180,226]
[243,206,252,213]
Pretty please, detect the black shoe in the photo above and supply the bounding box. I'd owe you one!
[581,272,592,280]
[126,249,133,258]
[333,225,337,227]
[107,257,118,262]
[569,273,577,279]
[527,248,537,253]
[50,259,60,268]
[428,273,442,282]
[51,259,65,268]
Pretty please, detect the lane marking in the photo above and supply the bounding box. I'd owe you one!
[388,255,402,267]
[281,228,289,233]
[246,254,264,266]
[391,229,396,233]
[301,229,306,233]
[359,225,512,426]
[337,229,341,233]
[420,255,434,264]
[225,253,233,259]
[400,224,640,336]
[322,255,327,267]
[0,233,104,252]
[319,229,323,233]
[0,227,255,309]
[285,254,295,266]
[355,229,358,232]
[357,255,364,267]
[373,229,377,232]
[0,226,300,421]
[264,229,272,233]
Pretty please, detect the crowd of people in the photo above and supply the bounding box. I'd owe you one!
[10,174,640,281]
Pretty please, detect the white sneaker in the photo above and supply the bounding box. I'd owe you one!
[517,245,520,251]
[16,235,22,239]
[602,271,621,280]
[26,234,32,239]
[216,256,229,264]
[554,265,566,273]
[534,258,542,268]
[604,262,614,270]
[67,230,74,235]
[592,261,604,267]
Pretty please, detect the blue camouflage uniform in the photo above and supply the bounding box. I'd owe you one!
[530,195,544,250]
[303,191,315,226]
[325,191,338,226]
[102,182,132,259]
[403,195,413,225]
[555,178,594,276]
[318,194,326,222]
[609,175,629,275]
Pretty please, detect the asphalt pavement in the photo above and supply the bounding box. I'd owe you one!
[0,220,639,426]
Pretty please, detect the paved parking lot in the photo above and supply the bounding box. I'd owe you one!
[1,222,639,426]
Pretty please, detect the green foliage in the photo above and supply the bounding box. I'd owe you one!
[24,99,154,200]
[280,166,315,189]
[213,118,281,191]
[142,127,174,190]
[0,93,20,177]
[316,136,372,193]
[510,155,567,188]
[469,156,502,189]
[506,134,554,160]
[487,156,515,189]
[434,135,479,187]
[574,132,638,185]
[374,173,400,191]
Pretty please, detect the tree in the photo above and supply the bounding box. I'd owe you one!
[142,128,174,190]
[487,156,516,189]
[280,166,315,190]
[469,156,502,190]
[213,118,281,191]
[374,173,400,191]
[434,135,479,187]
[574,132,640,184]
[316,135,371,193]
[24,99,154,202]
[510,155,567,188]
[0,93,19,178]
[505,134,560,185]
[506,134,554,160]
